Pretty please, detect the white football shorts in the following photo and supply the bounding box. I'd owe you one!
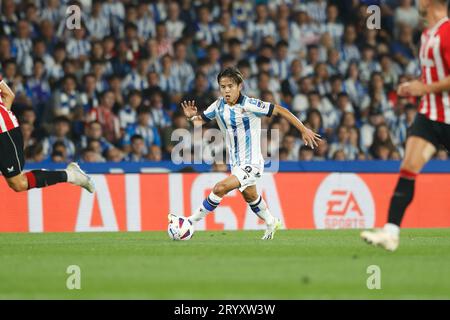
[231,164,264,192]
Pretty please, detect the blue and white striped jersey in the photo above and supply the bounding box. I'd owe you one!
[201,94,274,167]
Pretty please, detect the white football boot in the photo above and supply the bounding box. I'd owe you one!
[360,229,399,252]
[66,162,95,193]
[262,218,282,240]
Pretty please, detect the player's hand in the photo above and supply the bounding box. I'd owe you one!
[301,127,322,149]
[181,100,198,118]
[397,80,428,97]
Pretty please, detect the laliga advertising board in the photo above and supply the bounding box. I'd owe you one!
[0,172,449,232]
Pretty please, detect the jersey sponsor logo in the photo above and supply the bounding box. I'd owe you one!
[313,173,375,229]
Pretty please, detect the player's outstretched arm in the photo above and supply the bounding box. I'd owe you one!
[181,100,206,125]
[0,78,15,111]
[272,104,322,149]
[398,76,450,97]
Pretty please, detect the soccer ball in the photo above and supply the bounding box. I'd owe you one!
[168,215,194,241]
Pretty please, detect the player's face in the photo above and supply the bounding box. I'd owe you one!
[219,77,243,105]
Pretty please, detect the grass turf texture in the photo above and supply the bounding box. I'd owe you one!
[0,229,449,299]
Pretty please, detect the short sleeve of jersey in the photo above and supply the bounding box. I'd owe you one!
[440,22,450,71]
[201,99,220,122]
[242,97,275,117]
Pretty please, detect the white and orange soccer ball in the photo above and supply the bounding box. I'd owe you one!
[168,214,194,241]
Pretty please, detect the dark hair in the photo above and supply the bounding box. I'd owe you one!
[276,40,289,49]
[33,57,45,65]
[51,150,64,159]
[54,115,71,124]
[256,55,271,66]
[228,38,241,47]
[52,141,66,149]
[63,73,77,83]
[237,59,251,69]
[217,67,244,85]
[128,89,141,99]
[131,134,144,143]
[81,147,96,155]
[300,145,314,153]
[137,105,151,115]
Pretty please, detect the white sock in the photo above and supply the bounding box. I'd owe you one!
[249,196,275,225]
[188,192,223,222]
[383,223,400,237]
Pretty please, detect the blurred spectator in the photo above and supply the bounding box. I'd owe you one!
[361,109,385,153]
[323,4,344,47]
[122,56,150,94]
[328,126,359,160]
[181,73,215,113]
[21,121,36,149]
[41,116,76,160]
[436,148,449,161]
[119,90,142,130]
[332,149,346,161]
[314,139,329,161]
[51,150,66,163]
[51,140,69,163]
[79,120,113,157]
[106,147,125,162]
[86,1,111,41]
[25,58,51,120]
[25,143,45,163]
[147,144,163,162]
[172,40,195,92]
[122,105,161,154]
[125,134,147,162]
[50,74,82,121]
[165,2,184,40]
[281,134,301,161]
[369,124,398,159]
[299,145,314,161]
[394,0,420,30]
[148,91,172,128]
[162,111,190,154]
[66,24,91,62]
[340,24,360,62]
[86,90,121,143]
[80,147,105,163]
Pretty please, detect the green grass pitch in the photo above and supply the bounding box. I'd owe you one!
[1,229,449,299]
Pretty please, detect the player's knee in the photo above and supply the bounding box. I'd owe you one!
[400,161,420,174]
[243,193,258,203]
[7,179,28,192]
[213,183,228,196]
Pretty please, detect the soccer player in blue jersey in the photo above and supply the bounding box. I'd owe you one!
[173,67,321,239]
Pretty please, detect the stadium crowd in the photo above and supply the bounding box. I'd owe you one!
[1,0,449,165]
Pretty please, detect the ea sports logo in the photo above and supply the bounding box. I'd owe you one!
[313,173,375,229]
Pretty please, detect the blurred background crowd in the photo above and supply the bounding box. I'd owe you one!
[1,0,449,165]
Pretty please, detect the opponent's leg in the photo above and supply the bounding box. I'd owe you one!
[5,163,95,193]
[2,127,94,193]
[187,175,240,223]
[361,136,435,251]
[241,186,281,240]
